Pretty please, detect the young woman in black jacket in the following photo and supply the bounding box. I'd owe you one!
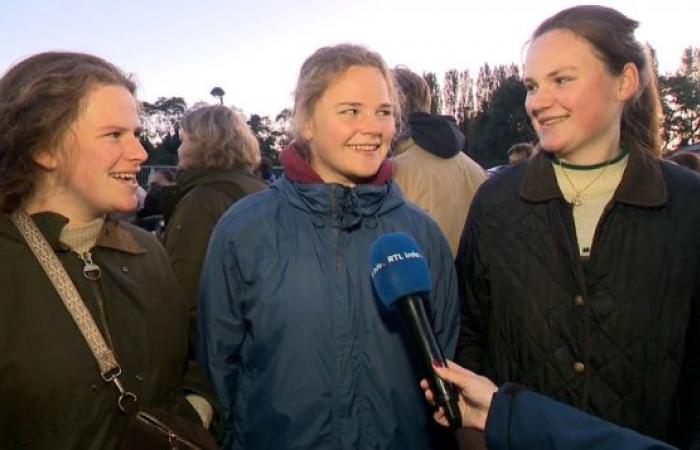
[456,6,700,448]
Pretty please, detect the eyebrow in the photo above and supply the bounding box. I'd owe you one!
[523,65,578,83]
[335,102,393,108]
[97,125,144,134]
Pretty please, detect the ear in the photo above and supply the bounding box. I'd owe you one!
[32,149,59,171]
[617,62,640,102]
[300,116,314,141]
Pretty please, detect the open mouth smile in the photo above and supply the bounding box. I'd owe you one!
[110,172,138,184]
[538,115,568,126]
[347,144,381,152]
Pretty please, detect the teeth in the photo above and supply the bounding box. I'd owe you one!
[111,173,136,181]
[348,144,378,151]
[540,116,566,126]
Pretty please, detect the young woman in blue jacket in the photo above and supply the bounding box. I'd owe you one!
[196,44,460,449]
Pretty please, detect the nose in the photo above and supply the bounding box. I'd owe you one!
[526,85,553,118]
[360,111,384,135]
[129,135,148,164]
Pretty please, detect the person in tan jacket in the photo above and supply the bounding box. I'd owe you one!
[391,66,486,258]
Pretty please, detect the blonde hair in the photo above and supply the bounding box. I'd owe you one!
[292,43,401,152]
[178,105,260,171]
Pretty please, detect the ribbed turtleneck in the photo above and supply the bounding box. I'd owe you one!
[59,217,105,255]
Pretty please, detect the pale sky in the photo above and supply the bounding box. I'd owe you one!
[1,0,698,117]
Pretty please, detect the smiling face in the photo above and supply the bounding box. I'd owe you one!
[28,84,147,225]
[301,65,395,186]
[523,29,634,164]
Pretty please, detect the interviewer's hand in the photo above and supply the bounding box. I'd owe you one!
[420,360,497,431]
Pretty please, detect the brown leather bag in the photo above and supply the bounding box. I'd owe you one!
[119,402,218,450]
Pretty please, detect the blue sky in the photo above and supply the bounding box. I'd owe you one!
[1,0,698,116]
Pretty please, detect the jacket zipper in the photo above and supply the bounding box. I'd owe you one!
[330,188,341,271]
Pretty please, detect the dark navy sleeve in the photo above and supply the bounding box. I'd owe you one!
[486,384,677,450]
[195,217,246,448]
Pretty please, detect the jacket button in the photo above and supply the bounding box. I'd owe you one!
[574,295,585,306]
[573,361,585,373]
[121,266,130,273]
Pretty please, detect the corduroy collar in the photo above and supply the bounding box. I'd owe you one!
[28,212,145,254]
[520,149,667,207]
[280,142,393,186]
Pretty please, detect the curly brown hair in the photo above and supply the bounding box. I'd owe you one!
[0,51,136,213]
[178,105,260,171]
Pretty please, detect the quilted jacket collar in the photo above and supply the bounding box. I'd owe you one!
[520,149,667,207]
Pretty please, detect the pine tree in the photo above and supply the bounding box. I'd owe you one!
[422,72,442,114]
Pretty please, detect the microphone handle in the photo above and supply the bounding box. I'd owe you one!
[396,296,462,429]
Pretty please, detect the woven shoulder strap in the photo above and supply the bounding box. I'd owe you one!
[9,211,120,379]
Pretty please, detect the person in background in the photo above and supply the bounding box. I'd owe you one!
[257,156,277,184]
[667,151,700,173]
[456,5,700,448]
[136,168,176,232]
[161,104,266,330]
[391,66,486,258]
[196,43,459,449]
[0,51,216,449]
[506,142,534,165]
[420,360,676,450]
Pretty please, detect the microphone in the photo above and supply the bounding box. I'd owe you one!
[369,232,462,429]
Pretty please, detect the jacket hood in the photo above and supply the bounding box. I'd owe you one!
[279,142,393,185]
[274,145,403,230]
[403,112,465,159]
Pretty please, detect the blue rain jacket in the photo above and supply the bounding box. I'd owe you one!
[196,175,459,449]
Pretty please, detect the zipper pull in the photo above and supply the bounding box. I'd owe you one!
[80,252,102,280]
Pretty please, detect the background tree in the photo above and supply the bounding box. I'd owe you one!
[140,96,187,165]
[442,69,460,119]
[248,114,281,166]
[423,72,442,114]
[274,108,294,154]
[475,64,494,112]
[659,47,700,150]
[210,86,225,105]
[457,70,474,124]
[467,75,535,168]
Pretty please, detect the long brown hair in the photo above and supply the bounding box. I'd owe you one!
[0,51,136,213]
[532,5,662,157]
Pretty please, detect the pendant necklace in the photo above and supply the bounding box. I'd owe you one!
[560,159,612,207]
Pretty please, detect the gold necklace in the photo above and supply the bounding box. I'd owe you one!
[560,160,611,207]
